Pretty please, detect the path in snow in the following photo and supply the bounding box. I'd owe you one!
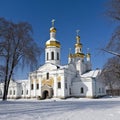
[0,97,120,120]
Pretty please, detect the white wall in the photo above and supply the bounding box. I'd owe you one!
[92,79,106,97]
[71,78,93,97]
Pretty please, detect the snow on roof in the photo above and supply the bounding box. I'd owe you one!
[81,69,101,78]
[59,65,68,69]
[15,79,28,83]
[37,63,61,71]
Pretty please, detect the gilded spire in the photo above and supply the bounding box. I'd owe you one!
[86,48,91,60]
[69,48,71,54]
[51,19,55,27]
[46,19,60,48]
[68,48,73,63]
[50,19,56,33]
[74,29,84,57]
[75,29,81,47]
[76,29,80,41]
[68,48,73,58]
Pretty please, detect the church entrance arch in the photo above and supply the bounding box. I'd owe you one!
[41,85,53,99]
[42,90,49,99]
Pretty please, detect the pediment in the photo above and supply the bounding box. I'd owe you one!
[38,63,59,72]
[9,80,18,86]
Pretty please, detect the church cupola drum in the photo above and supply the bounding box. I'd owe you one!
[45,19,61,65]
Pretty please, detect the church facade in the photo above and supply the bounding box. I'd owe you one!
[0,21,106,99]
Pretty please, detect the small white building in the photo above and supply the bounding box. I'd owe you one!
[0,20,106,99]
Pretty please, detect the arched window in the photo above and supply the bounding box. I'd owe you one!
[13,90,15,95]
[21,90,23,95]
[69,88,71,95]
[47,52,49,60]
[26,90,28,94]
[57,52,59,60]
[36,83,39,89]
[46,73,49,79]
[99,88,101,93]
[58,82,61,88]
[81,87,84,94]
[31,84,34,90]
[10,90,12,95]
[51,52,54,60]
[65,82,67,89]
[102,88,104,93]
[80,48,82,51]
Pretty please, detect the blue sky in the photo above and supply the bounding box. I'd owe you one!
[0,0,115,79]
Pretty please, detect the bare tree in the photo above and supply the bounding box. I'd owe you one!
[105,0,120,52]
[100,0,120,94]
[0,18,42,101]
[101,49,120,57]
[106,0,120,22]
[100,56,120,95]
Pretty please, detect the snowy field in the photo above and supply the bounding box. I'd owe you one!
[0,97,120,120]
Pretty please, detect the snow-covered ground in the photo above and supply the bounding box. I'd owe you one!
[0,97,120,120]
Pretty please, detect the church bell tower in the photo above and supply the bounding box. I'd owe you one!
[45,19,61,65]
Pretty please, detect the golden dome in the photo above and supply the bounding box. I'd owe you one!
[46,41,60,48]
[73,53,85,58]
[68,53,73,58]
[50,27,56,33]
[75,43,82,48]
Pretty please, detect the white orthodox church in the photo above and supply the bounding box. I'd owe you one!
[0,20,106,99]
